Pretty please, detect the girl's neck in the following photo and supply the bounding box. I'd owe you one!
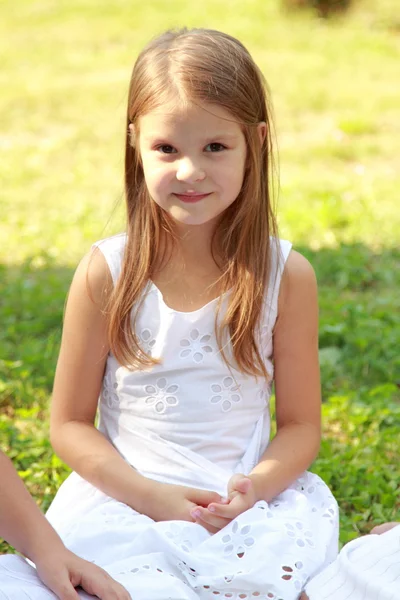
[151,221,224,312]
[172,219,219,269]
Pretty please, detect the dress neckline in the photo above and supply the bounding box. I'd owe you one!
[149,281,229,315]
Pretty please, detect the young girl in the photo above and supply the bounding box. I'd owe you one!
[0,28,339,599]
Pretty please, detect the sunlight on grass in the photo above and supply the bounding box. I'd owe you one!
[1,0,399,263]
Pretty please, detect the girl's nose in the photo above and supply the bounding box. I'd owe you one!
[176,158,206,183]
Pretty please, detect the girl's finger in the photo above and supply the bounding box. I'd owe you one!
[227,473,247,495]
[188,489,223,506]
[206,501,240,519]
[234,477,252,494]
[50,581,79,600]
[195,518,220,534]
[217,496,230,504]
[192,507,230,531]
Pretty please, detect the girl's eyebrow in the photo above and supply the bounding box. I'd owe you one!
[143,133,239,143]
[204,133,239,142]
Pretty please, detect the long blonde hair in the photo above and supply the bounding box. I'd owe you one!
[108,28,279,379]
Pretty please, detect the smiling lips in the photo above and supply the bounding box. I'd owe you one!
[173,192,212,203]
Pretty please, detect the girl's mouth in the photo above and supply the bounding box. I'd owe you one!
[173,193,212,203]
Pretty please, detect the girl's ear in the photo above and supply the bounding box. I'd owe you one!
[257,121,267,146]
[128,123,136,148]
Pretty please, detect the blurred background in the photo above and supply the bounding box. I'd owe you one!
[0,0,399,552]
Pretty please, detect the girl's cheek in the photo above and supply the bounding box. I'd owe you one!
[156,168,176,187]
[144,162,173,186]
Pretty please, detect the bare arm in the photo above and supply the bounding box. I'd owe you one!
[249,250,322,502]
[0,451,65,562]
[0,451,130,599]
[50,248,155,513]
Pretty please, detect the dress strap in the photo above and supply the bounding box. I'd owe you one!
[92,233,127,285]
[266,237,293,316]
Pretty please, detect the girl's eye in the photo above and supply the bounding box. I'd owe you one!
[156,145,177,154]
[205,142,226,152]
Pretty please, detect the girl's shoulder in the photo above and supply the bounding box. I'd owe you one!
[281,248,316,285]
[92,233,127,285]
[93,232,127,252]
[267,238,317,314]
[270,237,315,283]
[277,248,318,316]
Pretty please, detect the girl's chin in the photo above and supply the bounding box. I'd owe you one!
[168,208,220,227]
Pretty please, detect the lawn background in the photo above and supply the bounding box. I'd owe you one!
[0,0,399,554]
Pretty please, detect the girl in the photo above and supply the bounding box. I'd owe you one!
[0,28,339,599]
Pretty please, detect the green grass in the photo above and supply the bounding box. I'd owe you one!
[1,0,399,554]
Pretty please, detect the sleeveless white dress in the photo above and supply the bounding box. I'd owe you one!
[0,234,339,600]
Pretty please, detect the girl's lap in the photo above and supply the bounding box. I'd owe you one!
[0,472,338,600]
[40,471,338,600]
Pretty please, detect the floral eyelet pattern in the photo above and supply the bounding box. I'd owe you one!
[281,560,304,591]
[144,377,179,414]
[204,589,284,600]
[165,523,193,552]
[179,328,213,363]
[177,560,197,581]
[323,505,337,524]
[210,377,242,412]
[257,504,274,518]
[140,328,156,355]
[102,370,119,408]
[285,522,314,548]
[221,522,255,558]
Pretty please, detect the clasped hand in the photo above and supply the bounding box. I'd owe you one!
[191,473,256,534]
[148,474,256,534]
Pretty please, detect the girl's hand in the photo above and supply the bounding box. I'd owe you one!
[35,547,131,599]
[370,522,399,535]
[191,474,256,534]
[145,480,227,524]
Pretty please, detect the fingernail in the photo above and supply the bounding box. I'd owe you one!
[208,505,216,512]
[191,509,201,518]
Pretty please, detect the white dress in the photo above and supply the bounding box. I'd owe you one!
[305,525,400,600]
[0,234,339,600]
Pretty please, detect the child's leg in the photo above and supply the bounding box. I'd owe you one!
[299,594,309,600]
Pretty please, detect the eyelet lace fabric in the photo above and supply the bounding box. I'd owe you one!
[0,476,339,599]
[0,235,339,599]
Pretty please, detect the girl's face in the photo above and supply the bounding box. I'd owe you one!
[138,102,256,228]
